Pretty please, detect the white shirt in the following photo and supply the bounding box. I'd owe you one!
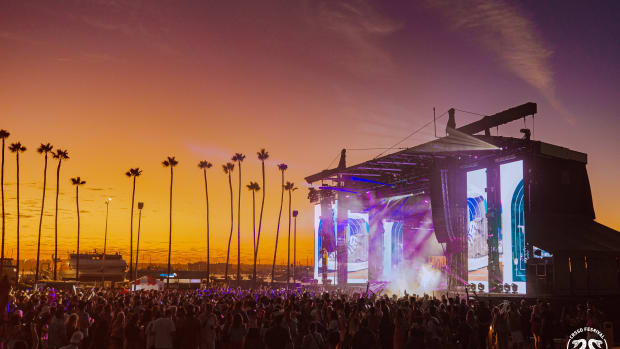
[151,317,176,349]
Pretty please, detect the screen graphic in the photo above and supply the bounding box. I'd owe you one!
[467,168,489,289]
[466,160,526,293]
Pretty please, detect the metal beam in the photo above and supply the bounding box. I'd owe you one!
[456,102,537,135]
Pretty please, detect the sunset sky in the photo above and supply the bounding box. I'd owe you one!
[1,0,618,266]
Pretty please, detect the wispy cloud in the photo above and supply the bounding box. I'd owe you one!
[309,0,402,78]
[428,0,574,123]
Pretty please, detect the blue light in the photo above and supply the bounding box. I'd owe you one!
[350,176,394,186]
[318,186,358,193]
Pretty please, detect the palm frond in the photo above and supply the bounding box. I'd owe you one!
[9,142,26,153]
[257,148,269,161]
[37,143,53,154]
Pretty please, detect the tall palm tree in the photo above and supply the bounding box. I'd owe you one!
[271,163,287,283]
[247,181,260,282]
[255,149,269,283]
[198,161,213,283]
[222,162,235,283]
[284,181,298,286]
[52,148,69,280]
[162,157,178,286]
[9,142,26,280]
[0,129,9,272]
[125,167,143,281]
[232,153,245,282]
[35,143,53,283]
[71,177,86,281]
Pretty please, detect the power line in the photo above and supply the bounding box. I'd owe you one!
[373,109,449,158]
[346,147,408,151]
[454,108,487,117]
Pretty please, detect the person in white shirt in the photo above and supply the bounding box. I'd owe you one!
[151,308,176,349]
[59,331,84,349]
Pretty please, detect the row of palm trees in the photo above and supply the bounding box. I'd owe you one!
[0,129,300,286]
[0,130,89,283]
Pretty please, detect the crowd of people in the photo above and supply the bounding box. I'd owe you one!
[0,279,610,349]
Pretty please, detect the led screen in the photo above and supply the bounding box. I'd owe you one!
[467,168,489,290]
[500,160,526,291]
[467,160,526,293]
[313,202,369,284]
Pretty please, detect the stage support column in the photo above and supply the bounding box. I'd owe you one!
[319,191,335,285]
[336,191,348,285]
[486,164,503,292]
[368,209,384,282]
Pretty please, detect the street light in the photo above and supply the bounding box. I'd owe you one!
[102,198,111,285]
[293,210,298,284]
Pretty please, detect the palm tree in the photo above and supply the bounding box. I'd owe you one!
[35,143,53,283]
[125,167,143,281]
[247,181,260,283]
[284,181,298,286]
[162,157,178,286]
[271,163,287,283]
[9,142,26,280]
[0,129,9,272]
[232,153,245,282]
[222,162,235,283]
[198,160,213,283]
[71,177,86,281]
[52,149,69,280]
[255,149,269,283]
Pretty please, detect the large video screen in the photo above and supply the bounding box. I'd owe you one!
[500,160,526,289]
[313,201,369,284]
[467,168,490,289]
[466,160,526,293]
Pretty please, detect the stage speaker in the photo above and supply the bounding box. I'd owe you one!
[431,166,466,243]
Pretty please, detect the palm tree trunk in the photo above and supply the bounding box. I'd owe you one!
[166,167,173,286]
[129,176,136,281]
[135,208,141,282]
[287,189,291,287]
[76,186,80,281]
[0,138,5,272]
[271,171,284,284]
[254,160,266,284]
[236,162,241,283]
[225,173,233,283]
[53,158,62,280]
[203,169,210,284]
[15,152,20,281]
[251,190,256,284]
[35,154,49,283]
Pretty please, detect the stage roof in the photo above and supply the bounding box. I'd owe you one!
[305,133,587,191]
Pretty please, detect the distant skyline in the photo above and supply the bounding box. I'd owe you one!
[1,0,618,264]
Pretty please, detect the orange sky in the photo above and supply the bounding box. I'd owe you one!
[1,1,618,265]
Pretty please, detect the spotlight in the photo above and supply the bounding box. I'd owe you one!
[511,283,518,294]
[477,283,484,292]
[469,283,476,292]
[504,283,510,293]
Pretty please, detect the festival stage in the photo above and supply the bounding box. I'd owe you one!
[305,103,620,297]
